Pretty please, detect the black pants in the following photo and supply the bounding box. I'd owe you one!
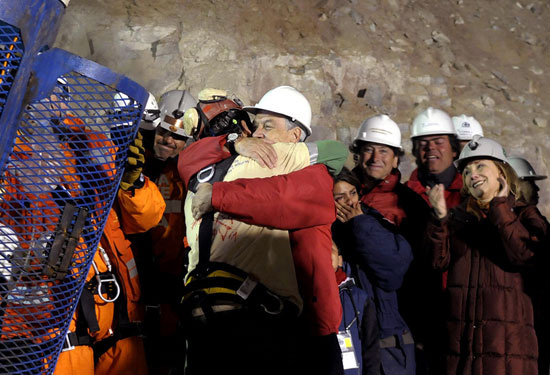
[297,333,344,375]
[184,306,300,375]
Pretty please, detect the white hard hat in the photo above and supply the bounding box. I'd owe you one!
[455,135,508,171]
[353,114,402,150]
[111,92,138,128]
[158,90,197,137]
[113,92,132,109]
[452,115,484,141]
[411,107,456,138]
[507,156,547,180]
[140,92,161,130]
[244,85,312,137]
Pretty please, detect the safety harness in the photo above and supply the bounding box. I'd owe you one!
[61,245,122,352]
[181,156,289,318]
[62,242,144,354]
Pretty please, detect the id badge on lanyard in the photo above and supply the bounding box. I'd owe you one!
[337,330,359,370]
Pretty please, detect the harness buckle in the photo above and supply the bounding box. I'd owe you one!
[197,166,215,183]
[62,333,75,352]
[260,288,284,315]
[95,272,120,303]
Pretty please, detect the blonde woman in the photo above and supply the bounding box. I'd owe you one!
[426,136,548,375]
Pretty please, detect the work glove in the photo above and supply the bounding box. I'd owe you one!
[120,131,145,191]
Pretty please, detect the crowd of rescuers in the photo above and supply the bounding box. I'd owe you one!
[49,83,549,375]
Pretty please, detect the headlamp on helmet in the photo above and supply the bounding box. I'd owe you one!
[157,90,197,138]
[454,135,508,172]
[183,88,252,140]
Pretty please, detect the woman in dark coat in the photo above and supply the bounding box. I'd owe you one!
[426,136,548,375]
[332,169,415,375]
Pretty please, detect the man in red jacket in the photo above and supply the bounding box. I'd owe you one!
[404,107,462,374]
[179,86,347,375]
[343,114,428,374]
[406,107,462,208]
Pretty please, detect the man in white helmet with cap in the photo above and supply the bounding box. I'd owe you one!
[452,114,484,152]
[404,107,462,374]
[178,86,348,375]
[335,114,430,374]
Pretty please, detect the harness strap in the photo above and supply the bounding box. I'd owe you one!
[93,322,144,361]
[198,212,215,271]
[183,262,286,316]
[62,331,94,351]
[79,287,100,333]
[91,272,142,360]
[188,155,237,278]
[61,292,97,352]
[184,156,292,317]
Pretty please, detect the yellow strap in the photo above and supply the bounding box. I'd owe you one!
[186,269,245,286]
[183,286,238,301]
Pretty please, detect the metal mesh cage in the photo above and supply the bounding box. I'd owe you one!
[0,20,24,117]
[1,48,147,373]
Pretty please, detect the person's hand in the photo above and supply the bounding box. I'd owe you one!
[335,201,363,223]
[426,183,448,219]
[495,176,509,199]
[192,183,213,220]
[120,131,145,191]
[234,137,277,168]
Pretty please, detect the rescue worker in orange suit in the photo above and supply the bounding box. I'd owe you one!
[0,83,163,374]
[0,84,100,372]
[402,107,463,374]
[131,90,196,374]
[0,136,73,372]
[53,125,165,375]
[178,87,348,375]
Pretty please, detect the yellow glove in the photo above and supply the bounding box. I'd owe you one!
[120,131,145,191]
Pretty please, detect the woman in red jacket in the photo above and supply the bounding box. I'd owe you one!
[426,136,548,375]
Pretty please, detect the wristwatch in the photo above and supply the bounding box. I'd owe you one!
[226,132,239,155]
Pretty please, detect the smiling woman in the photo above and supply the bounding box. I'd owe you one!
[462,159,514,203]
[425,136,549,375]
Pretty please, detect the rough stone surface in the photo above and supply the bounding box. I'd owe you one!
[54,0,550,217]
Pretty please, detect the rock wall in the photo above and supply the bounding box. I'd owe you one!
[54,0,550,216]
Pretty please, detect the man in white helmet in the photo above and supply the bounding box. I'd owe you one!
[452,114,484,152]
[404,107,461,374]
[128,90,197,375]
[406,107,463,208]
[246,85,312,142]
[334,114,429,374]
[508,155,547,206]
[507,155,550,375]
[178,86,348,375]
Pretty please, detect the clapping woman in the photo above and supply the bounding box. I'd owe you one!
[426,136,548,375]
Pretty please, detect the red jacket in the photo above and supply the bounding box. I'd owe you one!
[406,167,463,209]
[406,167,463,291]
[359,170,407,227]
[426,195,546,374]
[178,139,342,336]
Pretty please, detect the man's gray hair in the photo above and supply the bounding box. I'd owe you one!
[285,118,307,142]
